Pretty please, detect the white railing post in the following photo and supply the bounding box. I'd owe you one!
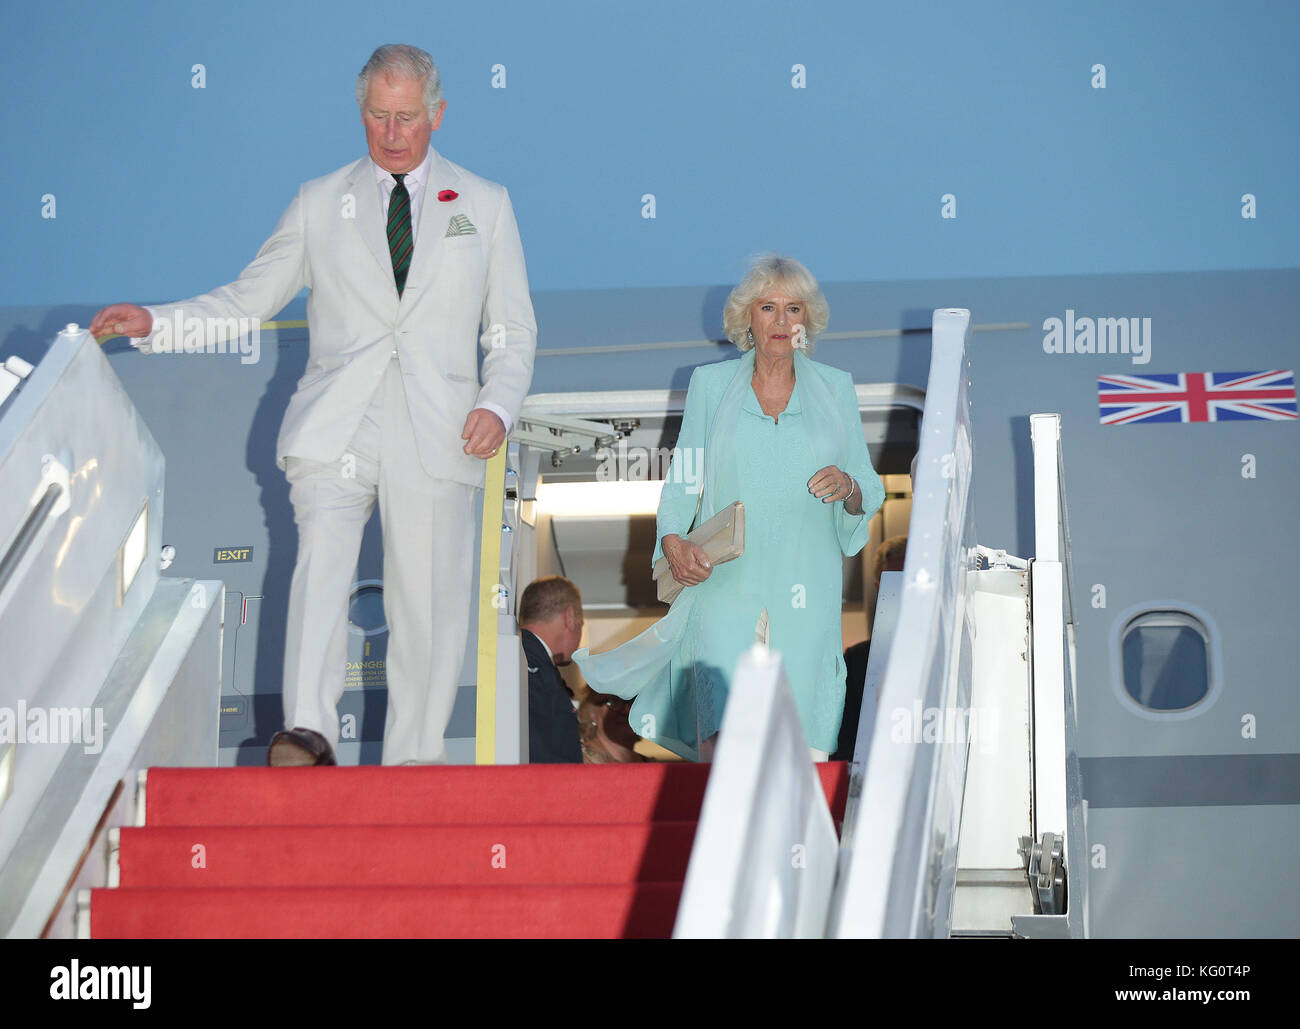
[832,308,976,938]
[1014,413,1088,937]
[674,645,838,938]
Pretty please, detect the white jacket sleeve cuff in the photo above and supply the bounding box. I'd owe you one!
[474,400,513,436]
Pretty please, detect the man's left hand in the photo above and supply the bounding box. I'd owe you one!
[462,408,506,458]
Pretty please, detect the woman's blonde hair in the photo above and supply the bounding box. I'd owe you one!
[723,254,829,351]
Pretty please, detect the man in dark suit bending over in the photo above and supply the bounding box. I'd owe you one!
[518,576,584,763]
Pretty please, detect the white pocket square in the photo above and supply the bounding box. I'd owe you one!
[445,214,477,237]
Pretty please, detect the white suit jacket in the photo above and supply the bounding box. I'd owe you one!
[147,147,537,488]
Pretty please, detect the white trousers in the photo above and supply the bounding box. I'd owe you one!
[281,358,476,764]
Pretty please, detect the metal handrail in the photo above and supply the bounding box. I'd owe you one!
[0,482,64,598]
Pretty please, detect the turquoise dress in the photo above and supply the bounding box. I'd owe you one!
[573,351,885,760]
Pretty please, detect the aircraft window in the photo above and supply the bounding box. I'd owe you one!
[1119,610,1210,711]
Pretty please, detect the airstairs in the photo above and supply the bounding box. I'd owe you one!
[84,762,847,938]
[1,310,1084,938]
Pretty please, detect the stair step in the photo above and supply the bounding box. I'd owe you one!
[144,764,712,826]
[117,822,698,887]
[142,762,850,826]
[90,883,683,938]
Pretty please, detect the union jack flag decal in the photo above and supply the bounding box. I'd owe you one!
[1098,370,1297,425]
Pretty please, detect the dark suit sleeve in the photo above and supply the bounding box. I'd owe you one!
[523,632,582,763]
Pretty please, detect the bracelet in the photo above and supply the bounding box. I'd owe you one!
[843,477,858,505]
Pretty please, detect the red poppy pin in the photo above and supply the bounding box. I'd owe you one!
[438,189,459,202]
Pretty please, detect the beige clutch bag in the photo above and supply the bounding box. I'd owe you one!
[652,501,745,604]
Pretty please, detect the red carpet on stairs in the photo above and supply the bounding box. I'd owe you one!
[91,761,850,939]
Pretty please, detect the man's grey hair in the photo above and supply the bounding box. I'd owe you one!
[356,44,443,119]
[722,254,830,351]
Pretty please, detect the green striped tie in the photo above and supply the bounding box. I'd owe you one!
[387,173,413,297]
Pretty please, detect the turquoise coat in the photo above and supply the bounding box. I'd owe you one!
[574,350,885,759]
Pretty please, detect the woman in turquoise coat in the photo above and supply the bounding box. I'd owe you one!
[574,256,884,761]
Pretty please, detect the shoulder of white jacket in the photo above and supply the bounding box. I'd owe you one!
[431,150,508,198]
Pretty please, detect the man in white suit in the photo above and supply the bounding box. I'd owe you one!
[90,44,537,766]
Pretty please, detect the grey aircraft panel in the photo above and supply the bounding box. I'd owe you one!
[1086,805,1300,938]
[1082,755,1300,808]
